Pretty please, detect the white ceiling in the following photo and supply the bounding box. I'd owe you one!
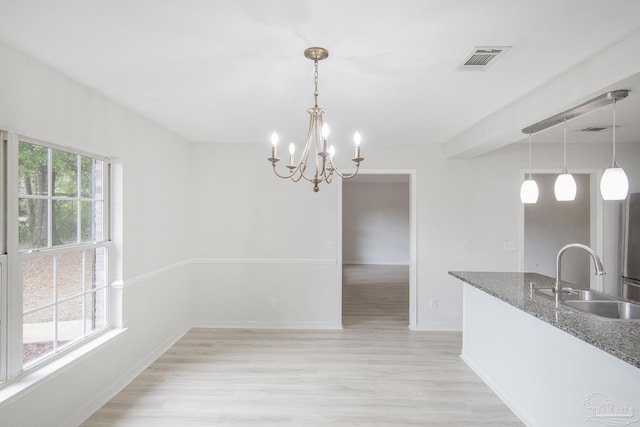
[1,0,640,155]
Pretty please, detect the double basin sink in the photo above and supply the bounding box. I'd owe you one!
[535,288,640,320]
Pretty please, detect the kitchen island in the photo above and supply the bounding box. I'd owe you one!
[450,271,640,427]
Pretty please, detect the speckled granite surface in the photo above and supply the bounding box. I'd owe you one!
[449,271,640,369]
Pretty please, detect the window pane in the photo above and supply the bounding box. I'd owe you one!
[23,307,54,365]
[19,198,49,250]
[85,289,107,333]
[80,157,103,199]
[58,297,83,349]
[18,141,48,196]
[84,248,104,289]
[53,200,77,246]
[80,201,103,243]
[57,252,84,300]
[23,256,54,312]
[52,149,78,197]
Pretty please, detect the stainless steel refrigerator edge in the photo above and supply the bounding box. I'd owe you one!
[623,193,640,302]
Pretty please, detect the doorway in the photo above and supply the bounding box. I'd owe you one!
[339,170,417,329]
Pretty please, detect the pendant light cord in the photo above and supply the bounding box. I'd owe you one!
[527,133,533,179]
[612,99,617,167]
[562,118,568,173]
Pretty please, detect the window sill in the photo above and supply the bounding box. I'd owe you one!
[0,327,127,410]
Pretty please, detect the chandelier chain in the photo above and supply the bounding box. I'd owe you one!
[313,60,319,108]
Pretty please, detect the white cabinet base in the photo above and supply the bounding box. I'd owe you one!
[462,283,640,427]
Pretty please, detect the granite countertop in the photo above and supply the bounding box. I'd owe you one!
[449,271,640,369]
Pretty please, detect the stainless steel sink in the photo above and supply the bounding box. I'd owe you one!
[535,288,616,301]
[534,287,640,319]
[563,300,640,320]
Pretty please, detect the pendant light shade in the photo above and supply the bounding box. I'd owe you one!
[555,173,577,201]
[600,99,629,201]
[555,119,576,201]
[520,133,538,203]
[520,179,539,203]
[600,167,629,200]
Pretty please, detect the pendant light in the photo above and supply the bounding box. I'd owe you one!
[600,99,629,200]
[554,119,577,201]
[520,133,539,203]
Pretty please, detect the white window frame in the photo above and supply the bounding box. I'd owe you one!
[1,132,112,384]
[1,131,9,386]
[0,255,7,387]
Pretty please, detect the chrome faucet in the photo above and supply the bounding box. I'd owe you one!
[555,243,606,293]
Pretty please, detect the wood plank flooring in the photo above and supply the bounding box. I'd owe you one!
[82,265,522,426]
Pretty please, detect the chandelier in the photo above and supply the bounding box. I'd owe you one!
[268,47,364,192]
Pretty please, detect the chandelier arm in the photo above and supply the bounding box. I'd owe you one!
[288,161,315,184]
[325,170,334,184]
[314,117,323,182]
[294,162,311,182]
[290,171,305,182]
[271,153,311,179]
[275,114,316,183]
[271,164,300,180]
[330,163,361,179]
[293,112,316,182]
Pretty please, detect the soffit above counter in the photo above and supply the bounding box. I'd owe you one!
[442,30,640,159]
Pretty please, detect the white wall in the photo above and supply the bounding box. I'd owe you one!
[188,143,342,329]
[342,180,410,265]
[0,41,194,426]
[186,140,640,333]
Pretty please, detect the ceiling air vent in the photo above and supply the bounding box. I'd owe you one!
[580,126,610,132]
[457,46,510,70]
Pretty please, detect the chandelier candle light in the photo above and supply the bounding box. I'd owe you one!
[268,47,364,192]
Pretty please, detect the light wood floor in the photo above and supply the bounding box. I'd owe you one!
[82,265,522,426]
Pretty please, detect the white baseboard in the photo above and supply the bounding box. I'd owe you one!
[192,320,343,330]
[70,322,191,426]
[342,261,410,266]
[460,353,537,427]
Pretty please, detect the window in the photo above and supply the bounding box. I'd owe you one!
[1,133,111,380]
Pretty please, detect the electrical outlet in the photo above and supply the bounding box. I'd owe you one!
[461,240,469,251]
[430,299,438,309]
[328,240,335,249]
[268,297,276,309]
[503,241,518,252]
